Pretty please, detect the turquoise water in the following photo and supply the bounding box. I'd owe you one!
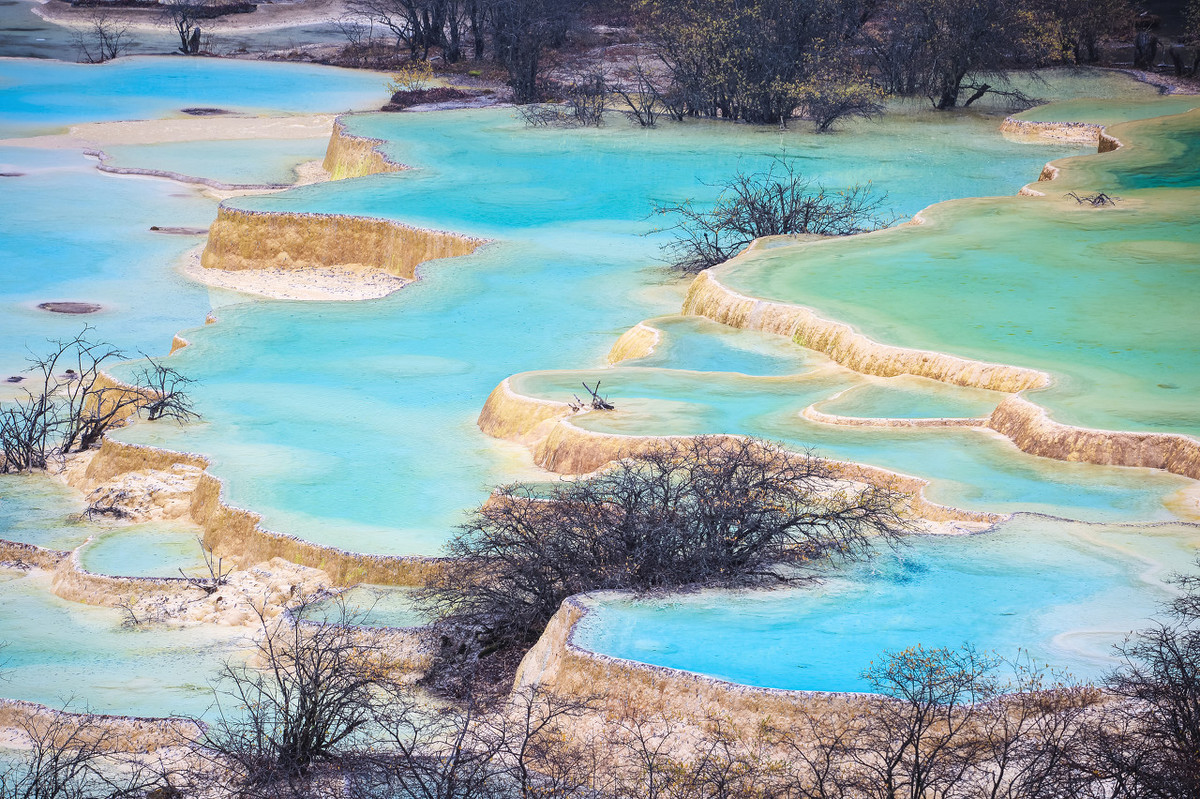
[0,570,245,717]
[620,316,821,376]
[717,104,1200,437]
[1017,96,1200,126]
[576,516,1200,691]
[0,474,90,550]
[103,137,330,186]
[0,62,1197,711]
[811,376,1003,420]
[0,56,388,137]
[0,144,220,380]
[0,471,213,574]
[77,522,208,577]
[114,94,1121,555]
[512,367,1193,522]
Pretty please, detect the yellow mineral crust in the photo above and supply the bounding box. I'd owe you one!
[322,117,408,180]
[607,323,662,364]
[477,378,1001,526]
[0,699,200,752]
[200,206,483,277]
[682,271,1050,393]
[988,395,1200,481]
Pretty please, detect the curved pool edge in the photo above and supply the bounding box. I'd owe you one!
[477,376,1004,526]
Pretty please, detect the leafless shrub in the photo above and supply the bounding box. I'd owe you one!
[0,331,198,474]
[179,538,232,595]
[653,158,897,273]
[516,102,573,126]
[185,594,394,795]
[518,70,607,128]
[347,685,597,798]
[797,68,886,132]
[0,706,170,798]
[132,356,197,424]
[71,9,132,64]
[610,55,667,128]
[421,436,910,695]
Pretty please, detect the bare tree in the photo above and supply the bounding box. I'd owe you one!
[489,0,574,103]
[0,331,198,473]
[1093,562,1200,799]
[160,0,212,55]
[853,644,999,799]
[640,0,870,125]
[653,158,896,273]
[610,55,667,128]
[132,356,197,423]
[343,0,474,63]
[188,594,394,794]
[71,9,132,64]
[0,330,125,471]
[968,658,1103,799]
[347,686,596,799]
[771,710,859,799]
[422,436,910,693]
[0,707,169,798]
[334,14,378,67]
[862,0,1045,110]
[349,692,505,799]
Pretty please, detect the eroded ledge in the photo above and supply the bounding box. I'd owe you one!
[1000,117,1104,144]
[73,439,444,589]
[514,595,882,732]
[607,323,662,364]
[988,395,1200,481]
[200,206,484,277]
[802,405,990,429]
[0,539,69,571]
[0,699,201,752]
[682,271,1050,393]
[478,377,1002,526]
[322,118,407,180]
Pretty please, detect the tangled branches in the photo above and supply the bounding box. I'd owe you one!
[0,330,197,473]
[653,158,896,272]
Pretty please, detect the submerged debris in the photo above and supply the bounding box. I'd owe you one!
[569,380,615,412]
[1065,191,1120,206]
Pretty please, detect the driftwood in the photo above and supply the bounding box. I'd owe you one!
[1065,191,1119,207]
[569,381,615,412]
[180,538,232,595]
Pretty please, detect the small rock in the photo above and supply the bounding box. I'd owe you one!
[38,301,102,314]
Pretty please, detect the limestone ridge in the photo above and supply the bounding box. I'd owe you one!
[476,377,1002,526]
[200,206,483,276]
[322,117,407,180]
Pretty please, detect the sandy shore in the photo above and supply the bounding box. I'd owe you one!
[181,246,410,301]
[35,0,350,34]
[0,114,338,149]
